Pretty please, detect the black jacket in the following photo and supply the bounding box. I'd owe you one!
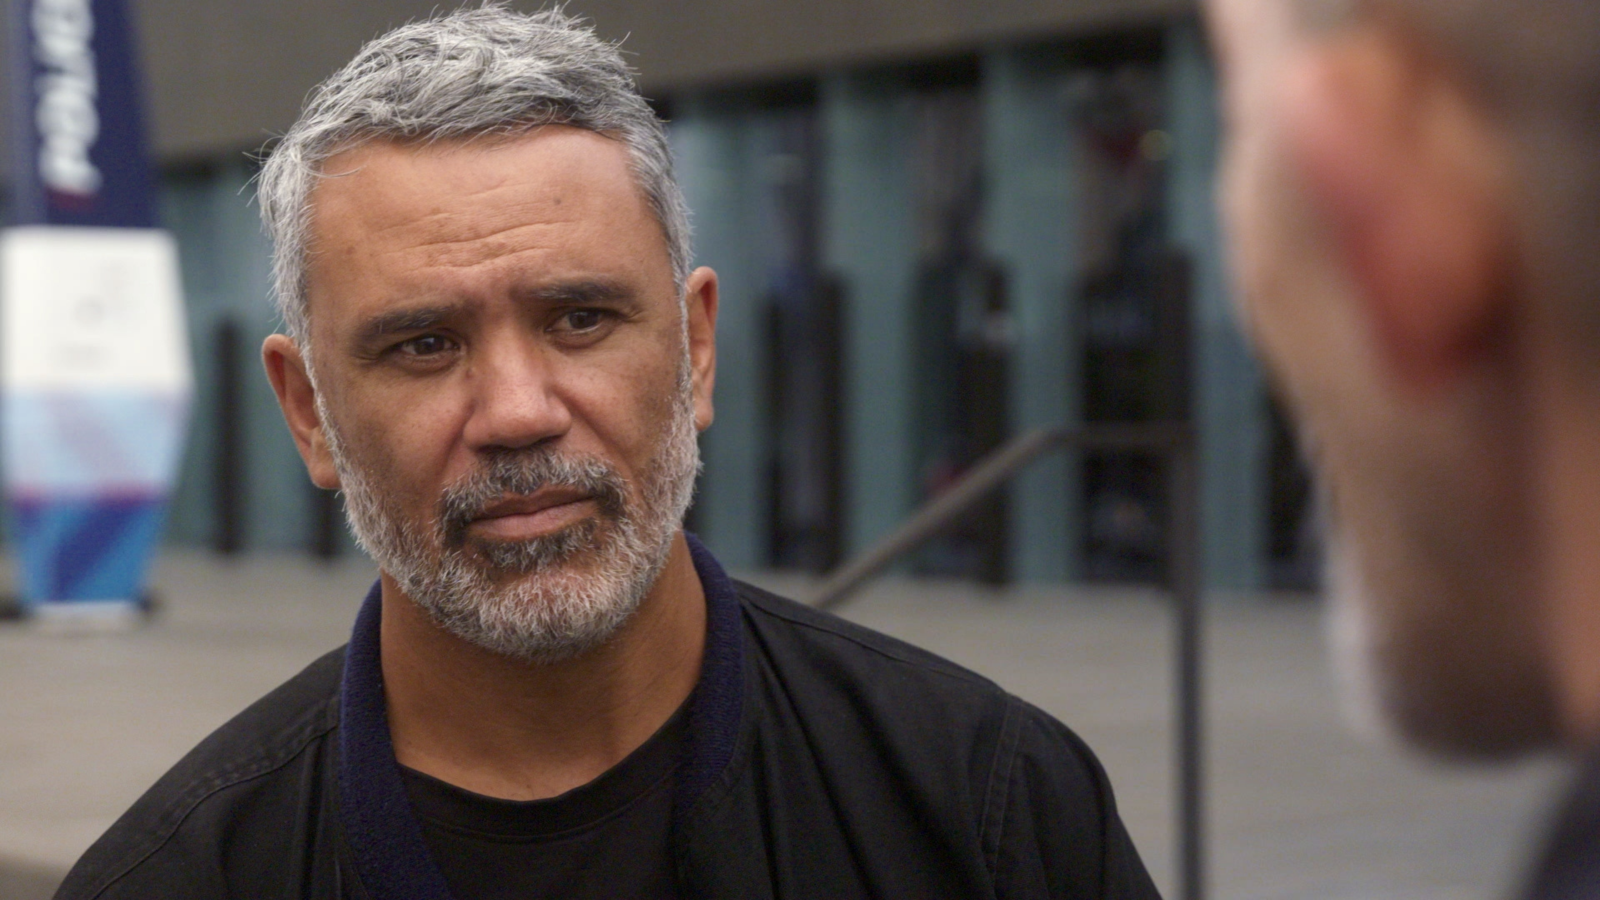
[56,539,1159,900]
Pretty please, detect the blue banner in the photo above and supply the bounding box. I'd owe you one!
[8,0,155,227]
[4,0,189,627]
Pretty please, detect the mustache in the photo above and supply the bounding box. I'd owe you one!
[437,448,629,548]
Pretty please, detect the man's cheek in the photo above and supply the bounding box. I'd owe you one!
[340,406,438,492]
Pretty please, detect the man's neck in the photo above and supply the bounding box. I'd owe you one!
[378,532,707,801]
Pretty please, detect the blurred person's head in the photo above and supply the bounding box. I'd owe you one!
[256,5,717,664]
[1208,0,1600,759]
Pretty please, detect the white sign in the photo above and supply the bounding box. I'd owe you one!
[0,227,192,392]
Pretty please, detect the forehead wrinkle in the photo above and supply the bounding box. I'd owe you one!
[315,166,593,254]
[377,218,590,273]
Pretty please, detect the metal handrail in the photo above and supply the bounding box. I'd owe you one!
[808,423,1205,900]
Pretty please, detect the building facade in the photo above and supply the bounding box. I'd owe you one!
[0,0,1316,589]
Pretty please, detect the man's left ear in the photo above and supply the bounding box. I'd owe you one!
[1284,26,1513,393]
[684,267,719,431]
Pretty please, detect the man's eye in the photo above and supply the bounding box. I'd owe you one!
[396,334,455,356]
[560,309,606,332]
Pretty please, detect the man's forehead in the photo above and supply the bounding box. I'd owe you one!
[312,129,637,226]
[299,127,672,336]
[305,131,657,279]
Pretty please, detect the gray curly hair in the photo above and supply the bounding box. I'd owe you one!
[256,4,693,343]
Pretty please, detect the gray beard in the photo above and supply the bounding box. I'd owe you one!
[318,363,701,665]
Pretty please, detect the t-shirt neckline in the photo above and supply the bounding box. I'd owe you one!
[397,691,692,840]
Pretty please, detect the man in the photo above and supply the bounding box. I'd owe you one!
[55,7,1157,898]
[1207,0,1600,894]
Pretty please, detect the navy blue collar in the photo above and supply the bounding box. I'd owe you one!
[336,534,745,900]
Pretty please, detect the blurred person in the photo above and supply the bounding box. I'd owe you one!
[53,6,1158,899]
[1207,0,1600,894]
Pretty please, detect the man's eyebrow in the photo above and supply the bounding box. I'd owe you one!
[351,305,461,347]
[518,279,635,306]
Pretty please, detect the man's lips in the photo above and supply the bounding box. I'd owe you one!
[468,488,596,540]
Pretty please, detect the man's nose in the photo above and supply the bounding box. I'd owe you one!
[460,336,573,451]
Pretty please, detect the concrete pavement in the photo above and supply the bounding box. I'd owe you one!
[0,550,1568,899]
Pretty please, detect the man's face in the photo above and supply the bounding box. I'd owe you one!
[297,127,710,662]
[1208,0,1558,756]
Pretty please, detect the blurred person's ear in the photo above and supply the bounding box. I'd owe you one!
[263,334,341,490]
[1283,25,1513,395]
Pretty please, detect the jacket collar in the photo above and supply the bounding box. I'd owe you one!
[336,533,745,900]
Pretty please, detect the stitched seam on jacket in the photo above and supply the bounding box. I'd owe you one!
[675,703,758,833]
[738,586,996,690]
[81,695,339,900]
[978,694,1024,883]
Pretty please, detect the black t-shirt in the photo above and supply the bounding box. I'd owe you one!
[398,703,687,900]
